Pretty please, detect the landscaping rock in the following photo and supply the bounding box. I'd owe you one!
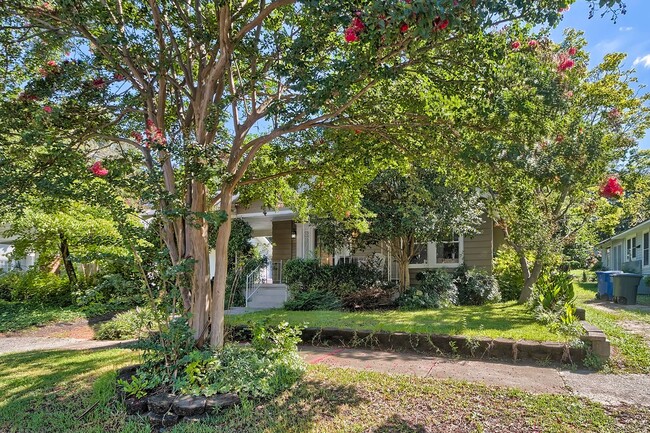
[147,411,179,428]
[124,396,148,415]
[172,395,206,416]
[148,393,176,414]
[183,413,209,423]
[116,364,140,383]
[206,393,240,412]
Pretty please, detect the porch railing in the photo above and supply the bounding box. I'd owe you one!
[245,264,262,308]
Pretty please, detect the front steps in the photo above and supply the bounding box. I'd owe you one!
[225,284,289,314]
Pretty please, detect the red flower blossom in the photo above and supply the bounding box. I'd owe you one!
[46,60,57,67]
[344,16,365,43]
[43,106,52,113]
[18,93,39,102]
[113,73,125,81]
[90,161,109,177]
[145,119,167,146]
[130,131,143,143]
[400,22,409,33]
[558,6,570,13]
[344,28,359,43]
[600,177,624,199]
[39,68,48,77]
[351,17,365,32]
[92,78,106,89]
[568,47,577,56]
[557,55,575,72]
[565,90,574,98]
[528,40,538,48]
[511,40,521,50]
[433,17,449,31]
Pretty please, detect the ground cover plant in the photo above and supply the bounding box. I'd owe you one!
[227,302,563,342]
[1,348,649,433]
[0,300,85,333]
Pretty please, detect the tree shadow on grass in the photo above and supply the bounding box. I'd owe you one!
[0,349,365,433]
[371,415,427,433]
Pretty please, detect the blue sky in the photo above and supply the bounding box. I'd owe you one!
[552,0,650,149]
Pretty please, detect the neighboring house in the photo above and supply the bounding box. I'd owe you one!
[230,200,505,290]
[0,227,37,273]
[597,219,650,295]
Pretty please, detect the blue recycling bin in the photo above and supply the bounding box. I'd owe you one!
[595,271,623,300]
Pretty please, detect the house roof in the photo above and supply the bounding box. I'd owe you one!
[597,217,650,246]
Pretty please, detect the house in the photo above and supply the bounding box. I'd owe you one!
[228,200,506,309]
[597,219,650,295]
[0,227,37,273]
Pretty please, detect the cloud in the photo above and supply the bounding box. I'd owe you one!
[619,26,634,32]
[633,55,650,68]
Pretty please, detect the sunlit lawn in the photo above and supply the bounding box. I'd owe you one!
[227,301,563,342]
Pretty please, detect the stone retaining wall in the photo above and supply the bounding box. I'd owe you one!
[230,322,611,365]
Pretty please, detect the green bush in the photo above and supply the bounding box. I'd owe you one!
[95,307,157,340]
[2,270,73,306]
[454,266,501,306]
[122,319,305,399]
[284,288,341,311]
[283,258,323,287]
[529,271,581,340]
[493,246,524,301]
[342,281,398,310]
[75,273,145,315]
[398,269,458,309]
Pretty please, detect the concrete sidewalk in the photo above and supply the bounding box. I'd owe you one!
[300,345,650,406]
[0,336,132,354]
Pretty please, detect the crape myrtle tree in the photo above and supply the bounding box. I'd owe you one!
[454,29,650,302]
[0,0,624,346]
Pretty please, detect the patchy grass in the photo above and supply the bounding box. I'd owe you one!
[574,281,650,374]
[0,300,85,333]
[1,349,648,433]
[227,302,563,342]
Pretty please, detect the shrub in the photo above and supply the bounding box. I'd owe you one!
[75,273,145,315]
[284,288,341,311]
[493,246,524,301]
[454,266,501,306]
[529,271,581,340]
[283,258,323,288]
[122,320,305,399]
[398,269,458,310]
[4,270,73,306]
[94,306,158,340]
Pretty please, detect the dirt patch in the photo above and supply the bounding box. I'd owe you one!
[0,314,113,340]
[619,321,650,345]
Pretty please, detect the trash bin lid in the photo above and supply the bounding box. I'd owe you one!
[612,273,642,277]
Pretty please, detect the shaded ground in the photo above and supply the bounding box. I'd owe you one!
[0,314,110,339]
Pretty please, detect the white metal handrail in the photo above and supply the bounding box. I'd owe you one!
[245,264,262,308]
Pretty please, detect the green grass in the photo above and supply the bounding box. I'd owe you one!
[0,300,85,333]
[227,302,564,342]
[574,281,650,373]
[1,349,648,433]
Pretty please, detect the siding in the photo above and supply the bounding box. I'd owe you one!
[463,216,494,272]
[272,220,296,262]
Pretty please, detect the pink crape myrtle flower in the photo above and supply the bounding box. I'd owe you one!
[600,177,624,198]
[90,161,109,177]
[511,40,521,50]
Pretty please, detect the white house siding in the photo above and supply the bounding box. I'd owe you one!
[598,220,650,295]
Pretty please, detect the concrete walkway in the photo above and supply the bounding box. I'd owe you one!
[0,336,132,354]
[300,345,650,406]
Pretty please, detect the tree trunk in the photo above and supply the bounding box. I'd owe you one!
[399,256,410,291]
[210,187,234,348]
[58,231,77,285]
[187,180,212,342]
[518,253,544,303]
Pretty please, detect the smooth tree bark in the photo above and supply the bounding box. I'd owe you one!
[58,230,77,285]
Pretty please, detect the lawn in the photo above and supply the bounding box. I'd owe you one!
[227,301,564,342]
[0,300,85,333]
[573,280,650,373]
[1,348,649,433]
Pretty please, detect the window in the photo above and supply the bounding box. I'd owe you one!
[605,247,611,269]
[632,237,638,260]
[644,233,649,266]
[410,242,428,265]
[627,238,633,262]
[436,233,460,264]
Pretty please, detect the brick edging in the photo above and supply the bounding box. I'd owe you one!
[228,324,610,364]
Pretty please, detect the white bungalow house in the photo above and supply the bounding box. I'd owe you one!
[597,219,650,295]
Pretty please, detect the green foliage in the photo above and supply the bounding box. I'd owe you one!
[284,289,342,311]
[117,375,149,399]
[0,269,72,306]
[122,321,305,398]
[284,258,323,288]
[493,247,525,302]
[398,269,458,309]
[529,272,581,340]
[454,266,501,306]
[95,307,157,340]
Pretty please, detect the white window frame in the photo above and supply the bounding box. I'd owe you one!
[409,236,464,269]
[626,237,633,262]
[644,232,650,267]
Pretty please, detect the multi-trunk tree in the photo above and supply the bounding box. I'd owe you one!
[0,1,625,345]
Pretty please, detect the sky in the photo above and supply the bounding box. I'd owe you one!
[551,0,650,149]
